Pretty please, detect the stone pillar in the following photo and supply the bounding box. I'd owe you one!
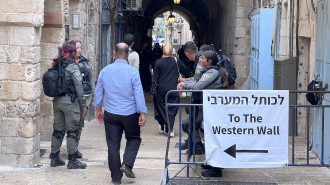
[39,0,65,141]
[220,0,252,89]
[0,0,44,167]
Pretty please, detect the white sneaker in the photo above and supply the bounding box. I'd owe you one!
[159,125,164,134]
[170,131,175,138]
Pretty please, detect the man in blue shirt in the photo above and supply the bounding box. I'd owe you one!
[94,42,147,185]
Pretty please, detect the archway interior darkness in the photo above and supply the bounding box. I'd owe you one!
[123,0,225,50]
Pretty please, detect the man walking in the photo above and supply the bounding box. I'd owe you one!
[94,43,147,185]
[124,33,140,71]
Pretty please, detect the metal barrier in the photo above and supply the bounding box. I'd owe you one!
[288,90,330,167]
[161,90,330,185]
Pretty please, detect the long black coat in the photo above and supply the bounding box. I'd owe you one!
[153,57,180,130]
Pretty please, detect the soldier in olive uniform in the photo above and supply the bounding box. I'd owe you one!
[69,39,95,158]
[49,43,88,169]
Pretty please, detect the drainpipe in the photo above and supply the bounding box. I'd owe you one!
[271,0,279,56]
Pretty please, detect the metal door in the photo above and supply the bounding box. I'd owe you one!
[100,0,111,73]
[250,10,260,90]
[250,8,275,90]
[313,0,330,164]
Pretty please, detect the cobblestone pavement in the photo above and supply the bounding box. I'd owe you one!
[1,95,330,185]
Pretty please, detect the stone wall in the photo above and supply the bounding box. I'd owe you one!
[0,0,44,167]
[219,0,253,89]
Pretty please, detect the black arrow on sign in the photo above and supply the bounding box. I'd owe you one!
[224,144,268,158]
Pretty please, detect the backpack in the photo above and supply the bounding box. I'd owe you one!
[218,54,237,86]
[210,46,237,86]
[306,80,320,105]
[42,48,74,97]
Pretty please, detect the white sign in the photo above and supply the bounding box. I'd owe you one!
[203,90,289,168]
[72,14,80,29]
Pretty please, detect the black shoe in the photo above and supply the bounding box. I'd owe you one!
[111,180,121,184]
[194,142,205,155]
[67,153,87,169]
[181,139,188,150]
[201,167,222,177]
[50,152,65,167]
[76,150,82,158]
[120,164,135,178]
[201,163,212,169]
[50,158,65,167]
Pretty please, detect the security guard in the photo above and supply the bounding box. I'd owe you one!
[69,39,95,159]
[49,43,88,169]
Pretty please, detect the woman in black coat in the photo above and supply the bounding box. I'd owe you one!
[152,43,180,137]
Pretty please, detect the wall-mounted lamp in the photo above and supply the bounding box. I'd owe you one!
[173,0,181,4]
[168,9,175,24]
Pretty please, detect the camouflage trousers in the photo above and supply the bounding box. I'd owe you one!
[51,96,81,155]
[76,94,93,146]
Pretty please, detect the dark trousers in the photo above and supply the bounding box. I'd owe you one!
[104,111,141,181]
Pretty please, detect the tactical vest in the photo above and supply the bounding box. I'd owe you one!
[78,56,93,95]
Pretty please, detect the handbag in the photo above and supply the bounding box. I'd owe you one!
[150,79,158,97]
[174,57,182,83]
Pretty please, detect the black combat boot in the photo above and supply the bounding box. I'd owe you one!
[201,167,222,177]
[181,139,188,150]
[50,151,65,167]
[67,152,87,169]
[194,142,205,155]
[76,150,83,158]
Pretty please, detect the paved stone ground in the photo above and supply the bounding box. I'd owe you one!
[1,94,330,185]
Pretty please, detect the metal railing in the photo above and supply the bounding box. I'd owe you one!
[161,90,330,185]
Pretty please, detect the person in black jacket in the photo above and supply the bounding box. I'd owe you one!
[138,41,152,92]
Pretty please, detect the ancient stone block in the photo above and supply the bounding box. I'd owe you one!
[236,7,245,18]
[44,12,63,28]
[44,0,63,12]
[25,64,40,82]
[21,81,40,101]
[0,64,25,81]
[0,26,9,45]
[39,101,53,117]
[0,81,21,101]
[6,101,39,117]
[17,150,40,168]
[21,47,41,64]
[2,134,40,155]
[0,102,5,116]
[19,117,40,138]
[41,43,62,60]
[1,0,35,14]
[0,117,19,137]
[0,154,18,166]
[237,0,252,7]
[40,129,53,141]
[10,26,36,46]
[41,27,64,44]
[0,46,21,63]
[235,27,246,38]
[0,12,7,24]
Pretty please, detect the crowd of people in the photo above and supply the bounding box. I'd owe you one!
[45,33,230,184]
